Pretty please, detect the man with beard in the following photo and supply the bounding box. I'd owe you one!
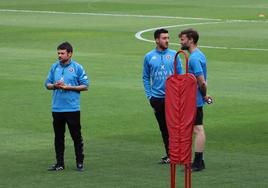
[45,42,89,171]
[179,28,212,171]
[143,28,183,164]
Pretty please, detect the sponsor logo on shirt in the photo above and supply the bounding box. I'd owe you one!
[154,65,172,80]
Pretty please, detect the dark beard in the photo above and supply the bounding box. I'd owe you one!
[159,45,168,50]
[59,58,67,64]
[158,42,169,50]
[160,46,168,50]
[181,45,189,50]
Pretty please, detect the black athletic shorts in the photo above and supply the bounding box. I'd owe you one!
[195,107,203,125]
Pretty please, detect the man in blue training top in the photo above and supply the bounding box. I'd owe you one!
[179,28,212,171]
[45,42,89,171]
[143,28,183,164]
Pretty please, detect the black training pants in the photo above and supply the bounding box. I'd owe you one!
[52,111,84,165]
[150,97,169,157]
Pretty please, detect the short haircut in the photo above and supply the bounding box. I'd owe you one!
[179,28,199,44]
[57,42,73,53]
[154,28,168,39]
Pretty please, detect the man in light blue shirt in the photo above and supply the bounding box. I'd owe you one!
[45,42,89,171]
[143,28,183,164]
[179,28,212,171]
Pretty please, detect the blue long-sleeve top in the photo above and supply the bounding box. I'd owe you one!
[142,48,183,99]
[45,59,89,112]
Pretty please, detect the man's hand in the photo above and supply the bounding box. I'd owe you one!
[59,84,70,90]
[53,80,64,89]
[204,96,213,104]
[55,84,87,91]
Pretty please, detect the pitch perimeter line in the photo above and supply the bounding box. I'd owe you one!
[1,8,267,51]
[135,21,268,51]
[1,9,268,23]
[0,9,221,21]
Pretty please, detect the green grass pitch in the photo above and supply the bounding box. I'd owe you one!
[0,0,267,187]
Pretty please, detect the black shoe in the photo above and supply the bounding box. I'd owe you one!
[158,156,170,164]
[191,160,205,172]
[48,164,65,171]
[76,163,84,171]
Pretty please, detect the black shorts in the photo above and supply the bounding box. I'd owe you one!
[195,107,203,125]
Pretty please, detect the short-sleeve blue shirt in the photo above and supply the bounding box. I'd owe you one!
[188,48,207,107]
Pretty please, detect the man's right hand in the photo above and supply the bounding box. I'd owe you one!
[204,96,213,104]
[54,81,64,89]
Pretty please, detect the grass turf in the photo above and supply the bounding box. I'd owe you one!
[0,0,267,187]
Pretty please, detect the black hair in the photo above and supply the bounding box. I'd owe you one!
[179,28,199,44]
[154,28,168,39]
[57,42,73,53]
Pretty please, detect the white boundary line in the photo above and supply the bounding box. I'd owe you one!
[0,9,221,21]
[135,21,268,51]
[135,22,223,43]
[1,9,268,51]
[1,9,268,23]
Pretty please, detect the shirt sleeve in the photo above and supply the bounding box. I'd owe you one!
[45,64,55,89]
[189,56,203,77]
[142,55,152,99]
[77,65,89,87]
[176,55,183,74]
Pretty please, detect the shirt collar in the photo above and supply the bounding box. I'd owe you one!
[59,59,73,67]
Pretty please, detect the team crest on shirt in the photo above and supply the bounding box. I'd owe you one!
[68,67,74,73]
[166,55,171,60]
